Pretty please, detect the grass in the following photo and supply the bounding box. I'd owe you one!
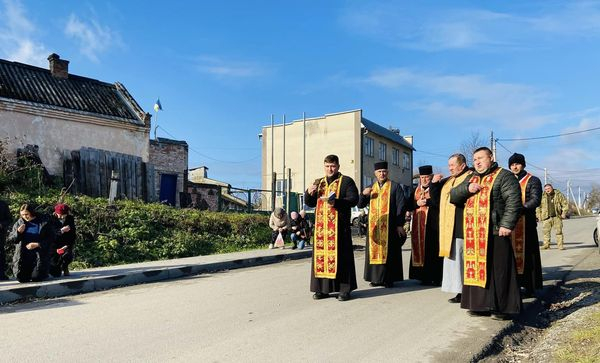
[554,309,600,363]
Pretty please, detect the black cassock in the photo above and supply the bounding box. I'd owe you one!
[517,171,543,293]
[408,184,443,285]
[304,173,359,295]
[358,181,407,285]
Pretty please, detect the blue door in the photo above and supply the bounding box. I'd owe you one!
[159,174,177,206]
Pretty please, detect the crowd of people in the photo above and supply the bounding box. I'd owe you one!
[0,202,76,283]
[302,150,568,320]
[1,150,571,321]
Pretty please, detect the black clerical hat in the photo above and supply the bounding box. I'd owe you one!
[374,161,388,171]
[418,165,433,175]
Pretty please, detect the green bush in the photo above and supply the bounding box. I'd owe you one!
[2,190,271,271]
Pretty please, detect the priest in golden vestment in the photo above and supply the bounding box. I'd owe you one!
[305,154,359,302]
[358,161,408,288]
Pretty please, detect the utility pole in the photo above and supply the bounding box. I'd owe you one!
[270,114,275,211]
[303,112,306,208]
[490,131,496,160]
[282,114,286,210]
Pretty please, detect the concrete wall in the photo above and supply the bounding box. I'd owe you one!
[261,110,361,197]
[260,110,413,202]
[0,101,149,176]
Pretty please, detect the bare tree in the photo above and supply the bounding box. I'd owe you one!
[588,184,600,209]
[460,131,487,166]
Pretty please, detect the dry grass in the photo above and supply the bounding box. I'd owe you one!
[554,309,600,362]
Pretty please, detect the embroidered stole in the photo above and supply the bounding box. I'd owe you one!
[411,185,429,267]
[438,171,471,257]
[511,173,532,274]
[463,168,502,288]
[314,174,343,279]
[368,180,391,264]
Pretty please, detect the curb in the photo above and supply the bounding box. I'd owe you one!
[0,249,313,305]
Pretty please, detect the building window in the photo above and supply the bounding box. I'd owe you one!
[392,148,400,166]
[379,142,387,161]
[363,175,374,187]
[364,136,374,157]
[403,152,410,170]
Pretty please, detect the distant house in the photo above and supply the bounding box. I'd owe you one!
[260,109,415,208]
[186,166,247,211]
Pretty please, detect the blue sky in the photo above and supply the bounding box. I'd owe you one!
[1,0,599,199]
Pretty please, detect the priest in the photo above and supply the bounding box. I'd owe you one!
[305,154,359,302]
[408,165,443,286]
[358,161,407,288]
[450,147,522,320]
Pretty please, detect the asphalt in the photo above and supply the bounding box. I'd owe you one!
[1,230,598,307]
[0,243,318,305]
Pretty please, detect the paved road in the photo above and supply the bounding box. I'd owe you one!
[0,217,597,362]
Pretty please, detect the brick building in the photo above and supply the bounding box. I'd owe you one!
[149,137,188,207]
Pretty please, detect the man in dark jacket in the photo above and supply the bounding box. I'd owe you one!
[450,147,522,320]
[0,199,12,280]
[508,153,543,297]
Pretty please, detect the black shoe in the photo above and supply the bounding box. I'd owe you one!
[291,246,297,250]
[312,292,329,300]
[369,282,382,287]
[384,282,394,288]
[448,294,461,303]
[337,293,351,301]
[467,310,491,317]
[491,313,512,321]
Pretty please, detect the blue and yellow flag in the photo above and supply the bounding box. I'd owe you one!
[153,98,162,112]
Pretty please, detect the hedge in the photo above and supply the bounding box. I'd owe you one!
[2,190,271,271]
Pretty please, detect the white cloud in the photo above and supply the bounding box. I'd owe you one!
[64,14,120,62]
[339,1,600,51]
[0,0,48,66]
[364,68,552,129]
[193,55,268,79]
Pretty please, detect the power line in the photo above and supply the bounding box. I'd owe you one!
[155,125,260,164]
[497,125,600,141]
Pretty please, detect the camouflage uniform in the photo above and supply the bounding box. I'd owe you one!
[536,189,568,249]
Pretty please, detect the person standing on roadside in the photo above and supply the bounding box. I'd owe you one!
[436,153,471,304]
[508,153,543,296]
[305,154,359,302]
[536,184,569,250]
[408,165,443,286]
[358,161,407,288]
[450,147,522,320]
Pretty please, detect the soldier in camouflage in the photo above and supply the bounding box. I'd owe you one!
[536,184,569,250]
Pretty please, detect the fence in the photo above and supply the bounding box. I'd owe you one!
[63,147,156,201]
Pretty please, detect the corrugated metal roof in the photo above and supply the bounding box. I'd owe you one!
[0,58,143,124]
[361,117,415,150]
